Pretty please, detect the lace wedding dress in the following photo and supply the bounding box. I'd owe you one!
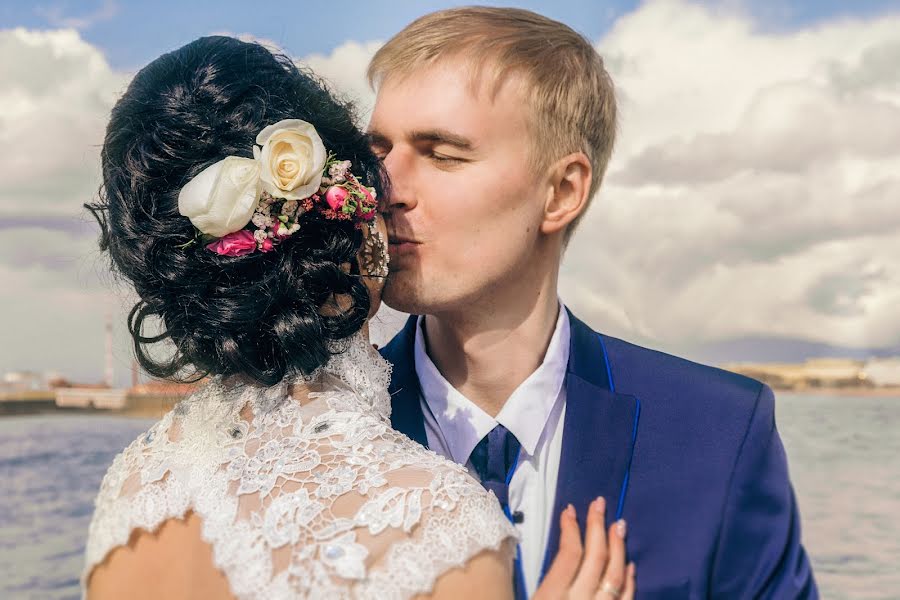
[81,332,518,599]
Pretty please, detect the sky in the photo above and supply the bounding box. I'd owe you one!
[2,0,900,385]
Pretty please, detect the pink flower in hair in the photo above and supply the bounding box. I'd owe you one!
[206,229,257,256]
[259,237,275,252]
[325,186,349,211]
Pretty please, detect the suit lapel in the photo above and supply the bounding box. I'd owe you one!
[540,310,641,578]
[381,315,429,448]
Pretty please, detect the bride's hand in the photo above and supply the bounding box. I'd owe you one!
[532,497,635,600]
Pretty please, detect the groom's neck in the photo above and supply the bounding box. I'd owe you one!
[422,285,561,418]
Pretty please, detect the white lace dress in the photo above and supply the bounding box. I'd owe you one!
[81,332,519,599]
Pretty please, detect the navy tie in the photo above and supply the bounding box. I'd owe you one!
[470,424,520,507]
[469,424,526,599]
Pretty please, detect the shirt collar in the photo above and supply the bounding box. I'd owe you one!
[414,302,570,464]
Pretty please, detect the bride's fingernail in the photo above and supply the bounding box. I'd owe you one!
[616,519,627,538]
[593,497,605,513]
[565,503,575,518]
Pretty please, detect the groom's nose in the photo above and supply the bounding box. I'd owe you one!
[381,148,418,212]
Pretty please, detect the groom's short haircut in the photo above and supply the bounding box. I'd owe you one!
[368,6,617,236]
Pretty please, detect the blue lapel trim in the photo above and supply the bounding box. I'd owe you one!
[540,310,641,579]
[380,315,429,448]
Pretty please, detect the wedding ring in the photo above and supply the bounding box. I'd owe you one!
[600,580,622,598]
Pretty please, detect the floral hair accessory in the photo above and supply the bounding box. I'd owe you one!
[177,119,378,255]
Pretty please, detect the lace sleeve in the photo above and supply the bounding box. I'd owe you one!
[80,401,195,589]
[351,464,520,599]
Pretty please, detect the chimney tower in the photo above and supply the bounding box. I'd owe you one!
[105,312,114,387]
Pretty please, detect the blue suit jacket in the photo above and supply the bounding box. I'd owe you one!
[380,309,818,599]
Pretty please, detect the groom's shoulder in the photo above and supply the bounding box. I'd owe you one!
[597,331,770,419]
[379,323,412,364]
[603,333,763,394]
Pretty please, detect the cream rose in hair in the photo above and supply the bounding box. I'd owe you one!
[253,119,327,200]
[177,156,263,238]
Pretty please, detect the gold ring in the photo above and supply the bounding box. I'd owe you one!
[600,580,622,598]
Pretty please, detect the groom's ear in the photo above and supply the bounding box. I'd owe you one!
[540,152,592,236]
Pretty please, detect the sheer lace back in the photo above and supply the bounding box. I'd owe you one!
[82,333,518,599]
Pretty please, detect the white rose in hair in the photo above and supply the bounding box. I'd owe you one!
[178,156,262,238]
[253,119,326,200]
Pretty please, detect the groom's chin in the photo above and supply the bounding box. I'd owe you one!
[381,271,429,315]
[380,274,415,314]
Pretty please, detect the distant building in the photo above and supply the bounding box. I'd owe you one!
[49,378,110,390]
[0,371,55,413]
[862,358,900,387]
[52,379,200,414]
[1,371,45,393]
[724,358,868,390]
[55,387,128,410]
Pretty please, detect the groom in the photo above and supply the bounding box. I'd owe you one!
[369,7,817,599]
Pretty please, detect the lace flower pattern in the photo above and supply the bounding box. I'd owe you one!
[81,332,519,599]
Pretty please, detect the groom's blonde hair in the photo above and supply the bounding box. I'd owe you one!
[368,6,617,235]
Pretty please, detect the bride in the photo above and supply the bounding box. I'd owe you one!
[81,36,634,599]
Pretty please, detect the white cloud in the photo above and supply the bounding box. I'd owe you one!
[0,27,132,382]
[0,27,128,218]
[562,0,900,348]
[35,0,119,31]
[301,40,383,123]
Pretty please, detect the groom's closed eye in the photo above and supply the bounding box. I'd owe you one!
[426,151,464,165]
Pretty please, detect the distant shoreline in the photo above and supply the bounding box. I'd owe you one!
[3,387,900,419]
[0,395,181,419]
[774,386,900,397]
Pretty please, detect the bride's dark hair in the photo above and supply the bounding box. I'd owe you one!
[86,36,386,386]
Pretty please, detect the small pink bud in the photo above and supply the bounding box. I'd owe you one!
[355,185,377,220]
[325,186,349,211]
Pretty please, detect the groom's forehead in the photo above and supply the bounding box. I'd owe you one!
[369,60,530,133]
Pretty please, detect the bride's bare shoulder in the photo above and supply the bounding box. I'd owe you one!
[85,511,234,600]
[412,547,513,600]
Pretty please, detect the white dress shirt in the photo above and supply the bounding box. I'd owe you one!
[414,305,570,596]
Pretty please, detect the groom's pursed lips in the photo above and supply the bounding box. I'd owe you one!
[388,234,420,244]
[385,217,421,246]
[386,230,422,245]
[385,222,423,258]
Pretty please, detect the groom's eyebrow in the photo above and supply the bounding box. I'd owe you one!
[366,128,477,152]
[409,129,476,151]
[366,130,391,148]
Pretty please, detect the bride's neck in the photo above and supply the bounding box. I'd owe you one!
[223,319,372,389]
[287,320,372,403]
